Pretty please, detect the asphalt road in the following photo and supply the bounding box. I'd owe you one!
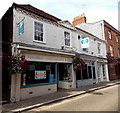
[27,84,119,112]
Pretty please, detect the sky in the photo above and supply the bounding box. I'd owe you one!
[0,0,119,29]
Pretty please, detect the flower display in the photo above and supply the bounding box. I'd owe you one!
[73,57,86,71]
[4,53,28,74]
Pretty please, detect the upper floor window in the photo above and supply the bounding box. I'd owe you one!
[108,31,112,39]
[109,45,113,55]
[18,22,24,36]
[116,35,119,42]
[97,43,101,55]
[64,31,70,46]
[34,21,43,42]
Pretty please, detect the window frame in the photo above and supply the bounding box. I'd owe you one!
[97,43,101,55]
[33,21,46,43]
[109,45,113,55]
[116,35,119,43]
[108,31,112,39]
[64,31,71,47]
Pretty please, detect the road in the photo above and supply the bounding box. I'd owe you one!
[27,84,119,112]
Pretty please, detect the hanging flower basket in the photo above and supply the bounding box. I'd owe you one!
[73,57,86,71]
[3,53,28,75]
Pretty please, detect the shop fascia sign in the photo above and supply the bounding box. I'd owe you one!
[81,37,89,48]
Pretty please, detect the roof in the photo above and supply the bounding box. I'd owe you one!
[12,3,61,22]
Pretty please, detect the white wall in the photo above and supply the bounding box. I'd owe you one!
[20,84,57,100]
[77,21,105,40]
[13,8,75,52]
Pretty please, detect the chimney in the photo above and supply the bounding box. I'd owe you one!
[72,13,86,26]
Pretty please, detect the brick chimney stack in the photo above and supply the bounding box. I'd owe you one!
[72,13,86,26]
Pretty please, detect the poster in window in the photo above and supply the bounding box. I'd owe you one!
[35,70,46,80]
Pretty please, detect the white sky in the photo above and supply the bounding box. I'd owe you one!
[0,0,119,29]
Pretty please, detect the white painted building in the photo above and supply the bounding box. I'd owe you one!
[72,27,109,87]
[2,3,109,103]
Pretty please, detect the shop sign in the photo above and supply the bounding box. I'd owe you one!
[35,70,46,79]
[81,37,89,48]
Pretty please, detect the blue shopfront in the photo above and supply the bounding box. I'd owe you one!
[9,50,75,101]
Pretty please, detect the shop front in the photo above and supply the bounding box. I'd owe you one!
[76,60,97,87]
[75,54,98,88]
[10,50,75,102]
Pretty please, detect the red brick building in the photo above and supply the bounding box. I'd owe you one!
[104,21,120,80]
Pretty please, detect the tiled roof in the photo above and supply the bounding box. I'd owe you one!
[13,3,61,22]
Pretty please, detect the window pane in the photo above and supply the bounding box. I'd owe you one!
[88,66,92,79]
[93,67,96,79]
[34,21,43,41]
[82,64,88,79]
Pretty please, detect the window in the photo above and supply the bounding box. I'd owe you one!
[64,31,70,46]
[83,48,88,52]
[109,45,113,54]
[34,21,43,42]
[108,31,112,39]
[116,35,119,42]
[97,43,101,55]
[102,64,106,78]
[18,22,24,35]
[59,64,72,81]
[76,63,96,80]
[21,62,56,86]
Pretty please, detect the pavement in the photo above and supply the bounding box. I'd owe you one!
[2,80,120,113]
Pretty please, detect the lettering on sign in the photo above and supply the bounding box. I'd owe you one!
[35,70,46,79]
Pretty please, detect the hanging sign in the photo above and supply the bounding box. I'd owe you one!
[81,37,89,48]
[35,70,46,79]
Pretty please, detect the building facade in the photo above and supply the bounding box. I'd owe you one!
[2,3,109,103]
[73,14,120,81]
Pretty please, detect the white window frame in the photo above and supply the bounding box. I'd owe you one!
[33,21,46,43]
[108,31,112,39]
[97,43,101,55]
[64,31,71,47]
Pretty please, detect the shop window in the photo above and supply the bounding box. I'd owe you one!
[76,70,82,80]
[59,64,72,81]
[82,64,88,79]
[21,62,56,86]
[93,66,96,79]
[88,66,92,79]
[34,21,44,42]
[64,31,70,47]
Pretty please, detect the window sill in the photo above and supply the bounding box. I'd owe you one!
[65,46,72,49]
[33,40,46,44]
